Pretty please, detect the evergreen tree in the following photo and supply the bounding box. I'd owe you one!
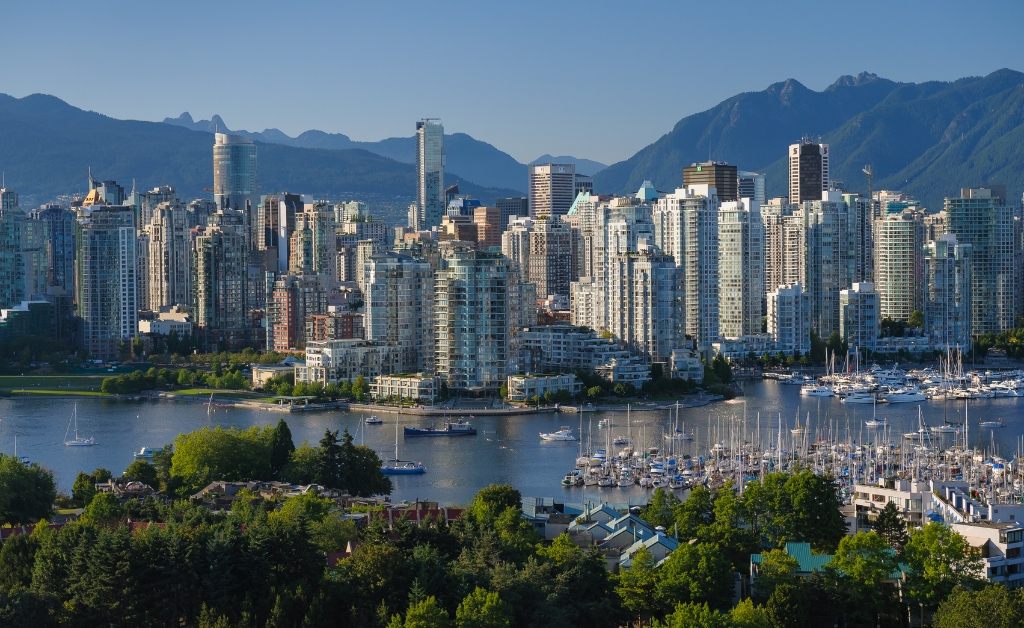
[0,454,56,525]
[268,419,296,477]
[455,588,512,628]
[872,501,910,555]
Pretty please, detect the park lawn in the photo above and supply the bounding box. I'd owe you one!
[0,375,109,391]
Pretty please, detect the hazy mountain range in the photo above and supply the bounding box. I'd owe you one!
[163,113,607,191]
[595,69,1024,211]
[2,69,1021,214]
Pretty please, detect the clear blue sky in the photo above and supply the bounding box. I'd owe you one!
[3,1,1022,165]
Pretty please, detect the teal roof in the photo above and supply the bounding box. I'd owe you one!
[636,180,659,202]
[750,542,832,573]
[567,191,590,216]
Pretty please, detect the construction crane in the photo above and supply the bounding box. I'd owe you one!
[862,165,873,202]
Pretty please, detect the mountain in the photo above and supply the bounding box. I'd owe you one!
[165,114,530,191]
[0,94,523,213]
[593,69,1024,211]
[529,155,607,177]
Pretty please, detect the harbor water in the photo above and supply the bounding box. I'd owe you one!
[1,379,1022,506]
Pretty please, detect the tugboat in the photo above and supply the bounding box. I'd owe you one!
[404,419,477,436]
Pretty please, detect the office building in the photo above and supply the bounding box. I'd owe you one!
[718,198,765,339]
[605,241,684,363]
[943,187,1014,334]
[364,253,435,374]
[924,234,972,349]
[501,216,533,274]
[213,133,257,241]
[737,171,766,204]
[87,171,126,206]
[683,162,737,202]
[472,206,503,251]
[147,202,191,309]
[495,197,528,233]
[653,185,719,351]
[76,204,137,361]
[31,204,76,291]
[840,283,879,352]
[767,283,810,354]
[574,174,593,200]
[789,139,829,204]
[186,198,218,229]
[136,185,178,230]
[413,119,444,231]
[874,210,924,322]
[528,216,576,297]
[434,244,514,392]
[529,164,576,218]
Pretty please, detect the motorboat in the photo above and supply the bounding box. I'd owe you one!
[364,415,383,425]
[800,385,834,397]
[881,387,927,403]
[842,392,879,404]
[613,436,630,445]
[64,404,96,447]
[404,420,477,436]
[979,418,1004,428]
[864,418,887,428]
[540,427,577,441]
[597,419,616,428]
[930,423,958,434]
[598,476,615,487]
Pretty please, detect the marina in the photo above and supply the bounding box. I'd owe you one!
[0,378,1022,505]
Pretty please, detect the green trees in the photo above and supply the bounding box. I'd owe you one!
[469,484,522,522]
[641,488,680,529]
[314,428,392,496]
[656,542,735,612]
[80,492,123,525]
[711,354,733,383]
[616,546,660,623]
[170,425,278,491]
[0,454,56,525]
[268,418,295,477]
[933,584,1024,628]
[903,522,985,609]
[825,532,900,625]
[122,460,158,488]
[455,587,512,628]
[872,501,910,554]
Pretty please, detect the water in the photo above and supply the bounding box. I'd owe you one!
[1,380,1021,506]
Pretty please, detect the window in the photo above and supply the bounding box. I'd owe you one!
[1000,530,1023,544]
[1007,547,1021,559]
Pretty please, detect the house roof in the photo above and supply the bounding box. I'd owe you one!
[750,542,832,573]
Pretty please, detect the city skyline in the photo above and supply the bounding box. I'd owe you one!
[2,1,1023,164]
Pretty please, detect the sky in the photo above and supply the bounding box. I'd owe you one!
[3,1,1023,165]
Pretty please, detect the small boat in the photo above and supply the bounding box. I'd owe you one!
[598,476,615,487]
[540,427,577,441]
[842,392,879,404]
[404,420,476,436]
[134,446,161,459]
[664,429,694,441]
[864,419,887,428]
[800,385,834,397]
[364,415,383,425]
[930,423,958,434]
[64,404,96,447]
[979,418,1004,428]
[597,419,615,428]
[612,436,630,445]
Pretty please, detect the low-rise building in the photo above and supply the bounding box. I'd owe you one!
[853,478,929,529]
[712,334,778,361]
[295,339,401,385]
[669,349,704,382]
[595,358,651,386]
[371,373,439,402]
[951,521,1024,587]
[252,357,304,389]
[506,373,582,402]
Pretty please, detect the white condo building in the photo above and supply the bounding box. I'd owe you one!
[718,198,765,339]
[364,252,435,374]
[923,234,972,350]
[874,209,924,322]
[840,282,879,352]
[767,283,810,354]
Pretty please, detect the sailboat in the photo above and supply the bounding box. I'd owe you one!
[380,416,425,474]
[64,404,96,446]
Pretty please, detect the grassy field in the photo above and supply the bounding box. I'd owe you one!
[0,375,109,391]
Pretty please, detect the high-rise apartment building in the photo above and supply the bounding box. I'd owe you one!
[193,218,249,350]
[413,119,444,231]
[137,185,178,230]
[31,204,75,291]
[528,216,576,298]
[683,162,738,202]
[495,197,528,233]
[840,282,879,352]
[529,164,575,218]
[761,198,796,295]
[791,194,851,336]
[213,133,257,243]
[434,244,514,391]
[789,139,829,204]
[943,187,1014,333]
[364,253,435,374]
[289,203,337,277]
[605,241,684,362]
[267,274,332,351]
[923,234,972,350]
[718,199,765,339]
[258,193,302,273]
[767,283,810,354]
[0,189,27,309]
[845,193,876,283]
[653,185,719,351]
[76,204,137,361]
[501,216,533,275]
[147,202,191,309]
[874,210,924,322]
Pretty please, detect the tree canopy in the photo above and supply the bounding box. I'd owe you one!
[0,454,55,526]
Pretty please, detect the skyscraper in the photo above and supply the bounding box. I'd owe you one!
[213,133,257,245]
[495,197,528,232]
[193,218,248,350]
[840,283,879,352]
[528,164,575,218]
[528,216,576,298]
[414,119,444,231]
[364,252,435,374]
[147,202,191,309]
[874,210,924,322]
[0,189,27,309]
[718,198,765,339]
[789,140,829,204]
[790,193,851,336]
[923,234,972,349]
[605,241,684,363]
[737,172,766,204]
[258,193,302,273]
[943,187,1014,334]
[76,204,137,361]
[683,162,737,202]
[767,283,810,354]
[31,204,75,291]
